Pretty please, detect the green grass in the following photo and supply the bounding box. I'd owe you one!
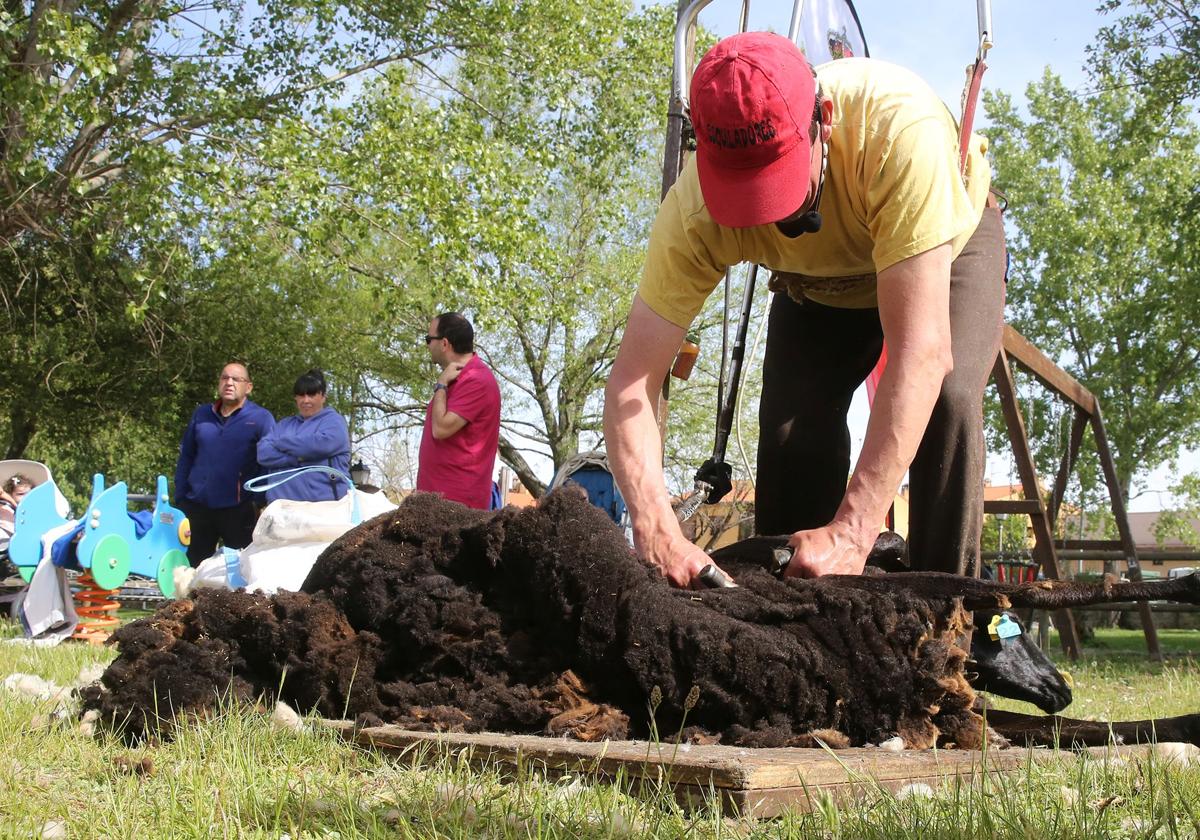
[2,619,1199,838]
[1077,627,1200,658]
[987,629,1200,722]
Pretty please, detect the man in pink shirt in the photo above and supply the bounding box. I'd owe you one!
[416,312,502,509]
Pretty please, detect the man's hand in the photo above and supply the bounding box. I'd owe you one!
[438,363,465,387]
[655,540,735,589]
[784,521,875,578]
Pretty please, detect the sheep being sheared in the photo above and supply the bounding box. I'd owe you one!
[81,489,1200,750]
[710,534,1076,714]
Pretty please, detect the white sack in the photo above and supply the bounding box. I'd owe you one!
[184,491,398,597]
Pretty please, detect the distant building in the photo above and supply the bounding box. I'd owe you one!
[1127,511,1200,551]
[499,469,537,508]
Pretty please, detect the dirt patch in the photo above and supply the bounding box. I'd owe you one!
[82,490,985,748]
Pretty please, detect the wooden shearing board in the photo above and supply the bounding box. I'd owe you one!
[322,720,1144,817]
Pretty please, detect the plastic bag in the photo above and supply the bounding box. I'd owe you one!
[251,495,360,546]
[239,541,329,594]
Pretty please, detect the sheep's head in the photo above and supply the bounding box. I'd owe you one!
[967,611,1072,713]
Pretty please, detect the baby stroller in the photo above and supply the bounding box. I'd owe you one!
[1,460,70,618]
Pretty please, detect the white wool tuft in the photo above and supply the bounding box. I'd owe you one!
[3,673,72,709]
[40,820,67,839]
[1152,742,1199,766]
[76,663,106,687]
[270,701,304,732]
[173,565,197,597]
[896,782,935,799]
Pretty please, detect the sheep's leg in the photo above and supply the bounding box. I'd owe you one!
[712,536,1200,610]
[819,571,1200,611]
[983,707,1200,748]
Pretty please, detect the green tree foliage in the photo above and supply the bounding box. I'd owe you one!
[1094,0,1200,107]
[0,0,529,245]
[257,2,680,494]
[980,511,1034,558]
[1154,473,1200,545]
[0,0,683,499]
[984,72,1200,503]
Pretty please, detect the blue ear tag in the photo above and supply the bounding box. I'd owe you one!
[988,613,1021,641]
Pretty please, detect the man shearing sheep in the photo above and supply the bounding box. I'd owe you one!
[603,32,1006,587]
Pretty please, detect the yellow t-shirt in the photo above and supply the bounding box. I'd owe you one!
[638,58,992,326]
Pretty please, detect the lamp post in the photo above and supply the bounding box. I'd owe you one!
[349,460,370,488]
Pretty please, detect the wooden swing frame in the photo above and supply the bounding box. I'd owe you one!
[985,326,1160,661]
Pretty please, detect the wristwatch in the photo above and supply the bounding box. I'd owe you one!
[433,382,448,393]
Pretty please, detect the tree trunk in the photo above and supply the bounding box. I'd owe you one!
[5,404,35,459]
[498,436,547,497]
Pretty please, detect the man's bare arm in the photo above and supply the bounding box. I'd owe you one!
[430,393,468,439]
[787,243,954,576]
[603,295,722,587]
[431,363,469,440]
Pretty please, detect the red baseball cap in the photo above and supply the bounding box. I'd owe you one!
[689,32,817,228]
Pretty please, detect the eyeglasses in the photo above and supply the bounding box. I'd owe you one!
[219,375,249,383]
[423,335,444,344]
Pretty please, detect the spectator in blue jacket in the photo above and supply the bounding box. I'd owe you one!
[256,369,351,504]
[175,362,276,566]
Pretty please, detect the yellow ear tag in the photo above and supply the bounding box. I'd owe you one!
[987,613,1003,641]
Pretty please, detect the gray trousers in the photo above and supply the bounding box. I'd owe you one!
[755,208,1007,576]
